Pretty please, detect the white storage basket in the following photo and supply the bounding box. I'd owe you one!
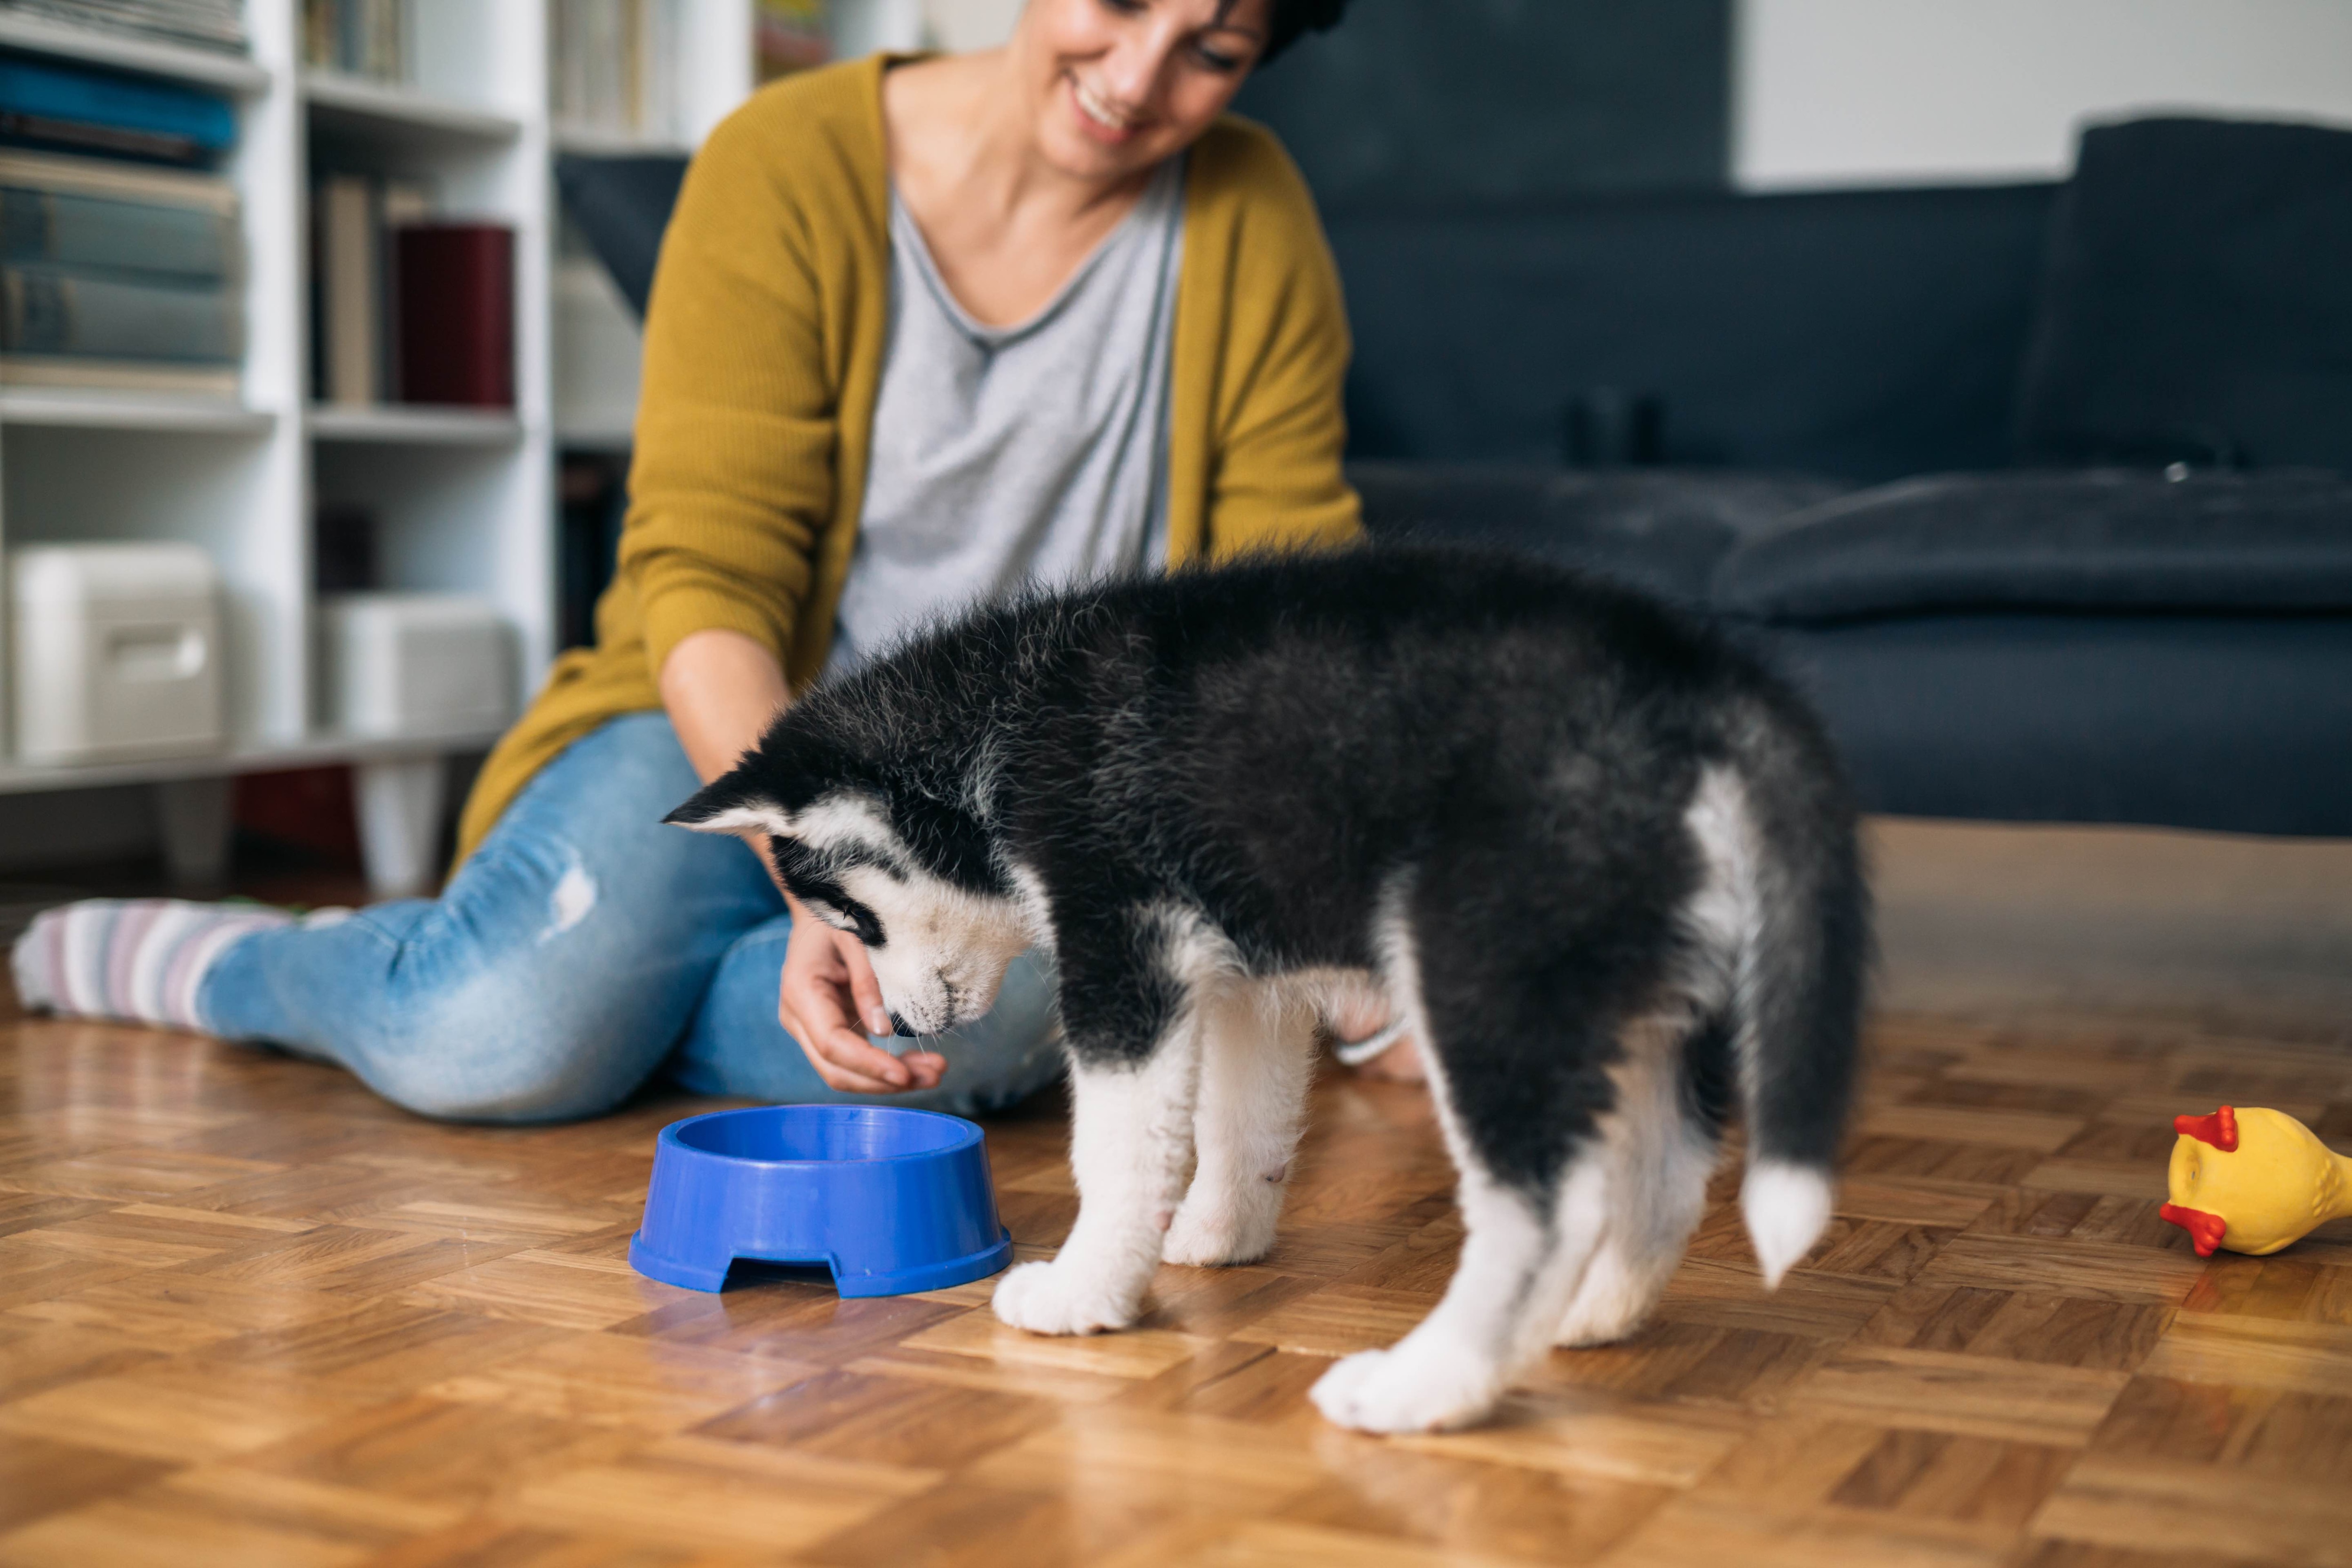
[10,542,225,765]
[320,592,512,738]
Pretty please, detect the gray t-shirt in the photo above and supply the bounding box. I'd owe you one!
[826,156,1186,678]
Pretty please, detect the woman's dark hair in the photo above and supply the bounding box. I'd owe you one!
[1261,0,1350,63]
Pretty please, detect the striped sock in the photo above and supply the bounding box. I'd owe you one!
[11,899,294,1032]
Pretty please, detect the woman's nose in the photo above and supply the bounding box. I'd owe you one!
[1096,36,1170,112]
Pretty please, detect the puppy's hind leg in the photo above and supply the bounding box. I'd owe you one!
[1165,984,1314,1267]
[1311,907,1611,1434]
[1554,1012,1728,1348]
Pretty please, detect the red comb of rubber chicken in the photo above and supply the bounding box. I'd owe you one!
[2162,1105,2352,1258]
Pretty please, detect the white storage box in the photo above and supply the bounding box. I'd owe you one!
[10,542,224,765]
[321,592,512,737]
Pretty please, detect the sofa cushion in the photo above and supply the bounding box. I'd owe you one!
[2014,116,2352,471]
[1351,462,1849,605]
[1713,470,2352,622]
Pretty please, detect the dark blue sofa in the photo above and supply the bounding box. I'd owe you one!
[558,114,2352,838]
[1335,116,2352,838]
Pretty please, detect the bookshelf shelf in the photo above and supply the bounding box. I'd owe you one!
[0,12,270,94]
[0,723,510,798]
[555,421,636,453]
[306,405,525,446]
[552,123,693,159]
[301,70,524,146]
[0,389,274,435]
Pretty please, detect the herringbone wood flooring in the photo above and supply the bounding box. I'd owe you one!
[4,995,2351,1563]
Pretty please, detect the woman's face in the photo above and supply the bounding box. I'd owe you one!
[1015,0,1274,181]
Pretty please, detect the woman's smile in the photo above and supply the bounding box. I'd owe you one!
[1068,72,1146,143]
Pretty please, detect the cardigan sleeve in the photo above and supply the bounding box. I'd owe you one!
[618,99,838,683]
[1200,126,1362,560]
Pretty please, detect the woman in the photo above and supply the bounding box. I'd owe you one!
[13,0,1396,1120]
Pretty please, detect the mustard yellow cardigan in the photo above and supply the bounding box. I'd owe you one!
[455,56,1361,861]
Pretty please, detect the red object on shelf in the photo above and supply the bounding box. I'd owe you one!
[2174,1105,2240,1152]
[396,223,514,407]
[2159,1202,2229,1257]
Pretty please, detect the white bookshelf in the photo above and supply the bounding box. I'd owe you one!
[0,0,766,892]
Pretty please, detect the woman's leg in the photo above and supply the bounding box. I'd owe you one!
[197,712,783,1122]
[672,916,1067,1116]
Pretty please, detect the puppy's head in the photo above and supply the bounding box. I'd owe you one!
[666,723,1028,1038]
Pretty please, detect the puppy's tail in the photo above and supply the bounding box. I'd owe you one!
[1694,715,1868,1290]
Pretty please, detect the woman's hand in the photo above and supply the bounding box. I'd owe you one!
[777,915,948,1094]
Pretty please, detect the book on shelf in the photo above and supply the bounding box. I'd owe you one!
[0,263,240,361]
[302,0,405,83]
[396,223,511,408]
[0,0,251,56]
[0,149,238,279]
[755,0,829,82]
[0,53,237,166]
[550,0,677,143]
[310,168,433,405]
[0,351,235,395]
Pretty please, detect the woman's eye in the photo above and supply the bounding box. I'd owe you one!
[1192,44,1243,72]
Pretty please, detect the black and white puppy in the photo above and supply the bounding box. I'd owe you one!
[667,548,1866,1433]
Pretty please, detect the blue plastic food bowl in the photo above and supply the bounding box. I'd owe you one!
[628,1105,1013,1297]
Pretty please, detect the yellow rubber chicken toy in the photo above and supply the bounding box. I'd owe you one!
[2162,1105,2352,1257]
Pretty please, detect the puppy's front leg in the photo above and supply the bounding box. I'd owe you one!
[993,1027,1200,1336]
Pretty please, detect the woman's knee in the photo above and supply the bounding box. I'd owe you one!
[359,981,657,1123]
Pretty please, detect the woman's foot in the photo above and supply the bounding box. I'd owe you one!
[1328,993,1427,1083]
[11,899,293,1030]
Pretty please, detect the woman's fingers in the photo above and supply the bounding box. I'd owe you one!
[834,931,894,1037]
[779,921,913,1091]
[794,987,918,1090]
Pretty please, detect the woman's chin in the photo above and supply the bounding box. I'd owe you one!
[1044,129,1173,184]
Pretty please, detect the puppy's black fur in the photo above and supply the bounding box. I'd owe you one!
[679,547,1860,1186]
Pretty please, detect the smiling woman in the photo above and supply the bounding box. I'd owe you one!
[14,0,1374,1124]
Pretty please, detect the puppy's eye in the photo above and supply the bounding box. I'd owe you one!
[842,903,885,948]
[812,899,884,949]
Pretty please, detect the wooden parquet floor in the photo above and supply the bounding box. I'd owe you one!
[4,1007,2351,1567]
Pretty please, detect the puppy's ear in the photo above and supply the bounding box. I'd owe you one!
[664,773,792,838]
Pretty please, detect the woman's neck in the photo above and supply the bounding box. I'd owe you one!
[882,50,1158,327]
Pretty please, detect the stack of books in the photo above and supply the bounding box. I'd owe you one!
[301,0,404,83]
[0,0,249,56]
[549,0,676,142]
[311,171,512,409]
[0,145,240,395]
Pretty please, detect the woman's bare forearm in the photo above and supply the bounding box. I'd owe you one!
[659,628,792,785]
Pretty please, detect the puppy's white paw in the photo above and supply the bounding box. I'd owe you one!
[991,1260,1136,1336]
[1309,1342,1502,1433]
[1161,1198,1277,1267]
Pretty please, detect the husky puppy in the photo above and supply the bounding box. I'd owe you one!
[667,548,1865,1433]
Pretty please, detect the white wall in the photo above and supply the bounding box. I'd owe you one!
[1735,0,2352,189]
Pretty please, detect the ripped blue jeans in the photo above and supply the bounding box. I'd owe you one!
[198,712,1066,1122]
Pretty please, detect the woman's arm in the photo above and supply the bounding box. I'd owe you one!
[660,630,945,1096]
